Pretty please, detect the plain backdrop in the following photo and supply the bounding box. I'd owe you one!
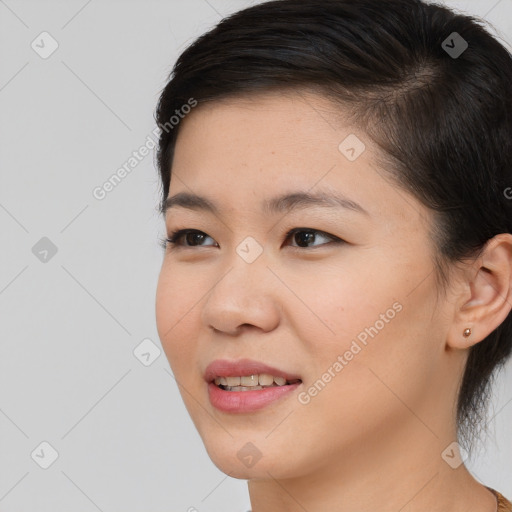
[0,0,511,510]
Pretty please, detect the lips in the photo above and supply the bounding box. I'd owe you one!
[204,358,303,412]
[204,358,302,384]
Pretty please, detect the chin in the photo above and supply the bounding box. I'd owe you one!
[201,434,304,481]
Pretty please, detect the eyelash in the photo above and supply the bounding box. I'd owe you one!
[159,228,345,251]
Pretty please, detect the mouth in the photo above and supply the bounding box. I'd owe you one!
[213,374,302,392]
[204,358,303,413]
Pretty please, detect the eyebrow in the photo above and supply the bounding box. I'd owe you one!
[161,190,369,217]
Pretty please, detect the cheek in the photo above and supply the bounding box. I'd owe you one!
[155,264,201,374]
[285,303,437,474]
[290,252,439,412]
[283,259,402,358]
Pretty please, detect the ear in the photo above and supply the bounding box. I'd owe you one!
[447,233,512,349]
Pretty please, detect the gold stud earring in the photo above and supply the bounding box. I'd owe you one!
[463,327,472,337]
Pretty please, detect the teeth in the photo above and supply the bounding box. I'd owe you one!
[226,386,264,391]
[240,375,258,386]
[258,373,274,386]
[226,376,241,386]
[214,373,297,389]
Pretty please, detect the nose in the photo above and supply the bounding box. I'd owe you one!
[200,252,282,336]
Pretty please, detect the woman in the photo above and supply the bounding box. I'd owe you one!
[154,0,512,510]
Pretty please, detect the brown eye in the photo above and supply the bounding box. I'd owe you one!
[163,227,344,250]
[285,228,341,249]
[165,230,217,248]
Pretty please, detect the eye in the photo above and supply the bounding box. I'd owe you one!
[163,229,217,249]
[161,228,344,250]
[285,228,341,248]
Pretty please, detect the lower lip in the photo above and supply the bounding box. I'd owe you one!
[207,381,301,413]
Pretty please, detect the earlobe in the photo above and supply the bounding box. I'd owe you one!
[447,233,512,350]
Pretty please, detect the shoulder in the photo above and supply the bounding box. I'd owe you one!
[486,487,512,512]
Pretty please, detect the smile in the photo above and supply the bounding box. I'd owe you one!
[214,374,301,391]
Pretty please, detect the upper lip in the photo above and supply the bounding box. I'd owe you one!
[204,358,302,383]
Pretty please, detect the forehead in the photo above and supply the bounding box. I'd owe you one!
[172,91,360,187]
[169,90,428,228]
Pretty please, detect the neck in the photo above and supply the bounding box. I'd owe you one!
[247,420,497,512]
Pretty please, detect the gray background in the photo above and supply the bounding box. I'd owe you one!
[0,0,511,511]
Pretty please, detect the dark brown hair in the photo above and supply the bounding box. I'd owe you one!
[154,0,512,454]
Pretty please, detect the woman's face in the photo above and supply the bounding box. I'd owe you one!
[155,91,461,480]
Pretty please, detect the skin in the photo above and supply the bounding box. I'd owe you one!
[155,90,512,512]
